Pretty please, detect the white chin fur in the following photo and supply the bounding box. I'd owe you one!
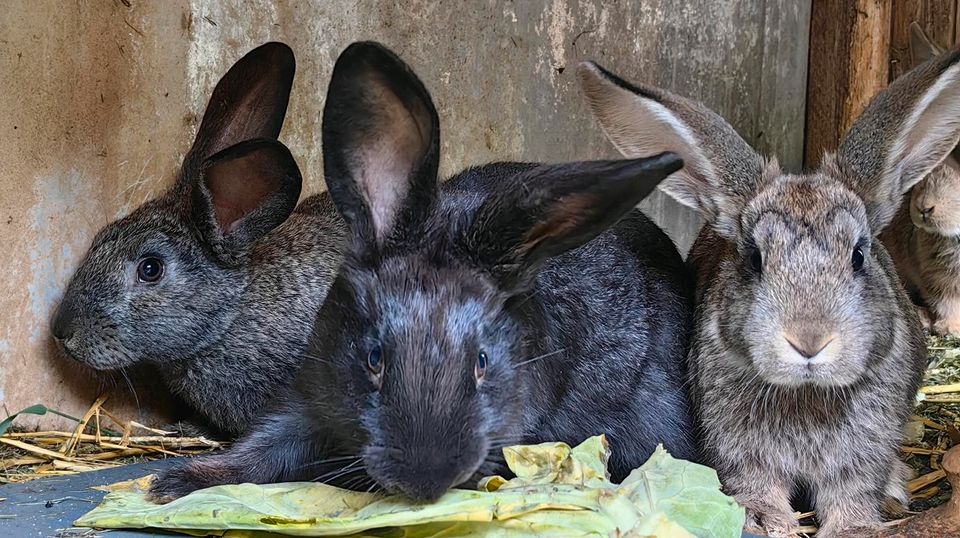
[755,339,858,387]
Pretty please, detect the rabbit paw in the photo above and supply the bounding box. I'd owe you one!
[148,459,234,503]
[933,316,960,337]
[882,459,913,516]
[741,500,798,537]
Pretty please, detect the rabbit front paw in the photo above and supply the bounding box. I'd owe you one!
[740,498,799,537]
[147,457,238,503]
[933,316,960,337]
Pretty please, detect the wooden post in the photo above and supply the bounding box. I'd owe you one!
[804,1,891,168]
[890,1,957,80]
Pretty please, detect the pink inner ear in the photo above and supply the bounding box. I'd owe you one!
[204,154,279,235]
[517,193,595,256]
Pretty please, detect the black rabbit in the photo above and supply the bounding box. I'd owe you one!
[150,41,695,503]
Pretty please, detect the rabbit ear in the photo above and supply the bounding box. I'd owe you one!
[909,23,943,67]
[465,153,683,292]
[191,138,302,259]
[577,62,765,241]
[835,47,960,233]
[179,42,296,190]
[321,42,440,253]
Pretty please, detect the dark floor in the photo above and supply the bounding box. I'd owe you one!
[0,458,182,537]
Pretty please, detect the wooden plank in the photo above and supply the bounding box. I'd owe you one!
[556,1,810,252]
[805,0,891,168]
[757,1,813,172]
[890,0,957,80]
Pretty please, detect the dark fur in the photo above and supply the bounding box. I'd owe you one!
[150,41,695,503]
[51,43,345,436]
[577,48,960,536]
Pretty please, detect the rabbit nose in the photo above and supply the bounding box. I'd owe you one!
[919,205,935,218]
[390,452,463,502]
[784,332,835,359]
[51,300,78,341]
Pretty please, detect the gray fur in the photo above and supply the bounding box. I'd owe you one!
[149,41,695,503]
[576,51,960,536]
[51,43,346,436]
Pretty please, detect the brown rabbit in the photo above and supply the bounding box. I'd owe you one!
[881,23,960,336]
[576,43,960,537]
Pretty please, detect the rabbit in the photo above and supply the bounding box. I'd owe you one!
[50,42,345,437]
[147,41,697,504]
[880,23,960,336]
[575,44,960,537]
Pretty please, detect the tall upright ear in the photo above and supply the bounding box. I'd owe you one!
[577,61,765,241]
[909,22,943,67]
[835,47,960,233]
[178,42,296,190]
[464,153,683,292]
[191,138,302,260]
[321,41,440,254]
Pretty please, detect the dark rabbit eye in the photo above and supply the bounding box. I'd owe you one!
[367,345,383,376]
[136,257,164,283]
[749,249,763,274]
[475,350,488,380]
[852,245,865,272]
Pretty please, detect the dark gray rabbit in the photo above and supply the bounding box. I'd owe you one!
[576,47,960,536]
[148,41,695,503]
[51,43,345,436]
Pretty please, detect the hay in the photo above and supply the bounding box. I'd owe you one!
[0,396,224,484]
[902,334,960,514]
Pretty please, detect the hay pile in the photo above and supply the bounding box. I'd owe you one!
[902,335,960,510]
[0,395,222,484]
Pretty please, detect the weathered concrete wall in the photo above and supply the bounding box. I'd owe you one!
[0,0,810,428]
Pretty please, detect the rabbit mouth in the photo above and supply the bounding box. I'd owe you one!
[753,336,862,387]
[55,336,137,371]
[910,208,960,236]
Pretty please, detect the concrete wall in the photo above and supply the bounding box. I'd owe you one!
[0,0,810,429]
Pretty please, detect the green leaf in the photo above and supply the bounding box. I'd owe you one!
[0,405,50,436]
[620,446,745,538]
[0,404,85,436]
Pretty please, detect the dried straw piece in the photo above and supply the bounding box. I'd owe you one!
[908,469,948,493]
[61,395,108,456]
[921,383,960,395]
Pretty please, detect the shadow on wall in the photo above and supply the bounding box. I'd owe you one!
[0,0,810,429]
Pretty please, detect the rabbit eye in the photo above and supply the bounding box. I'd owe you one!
[475,350,488,381]
[367,345,383,376]
[852,246,865,272]
[136,257,164,283]
[749,249,763,274]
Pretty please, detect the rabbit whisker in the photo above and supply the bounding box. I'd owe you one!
[296,454,361,471]
[119,368,141,415]
[516,348,566,367]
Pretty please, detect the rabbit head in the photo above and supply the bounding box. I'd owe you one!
[305,42,681,501]
[906,23,960,237]
[908,153,960,236]
[52,43,302,370]
[578,48,960,388]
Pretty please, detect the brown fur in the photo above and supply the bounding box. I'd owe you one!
[880,24,960,335]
